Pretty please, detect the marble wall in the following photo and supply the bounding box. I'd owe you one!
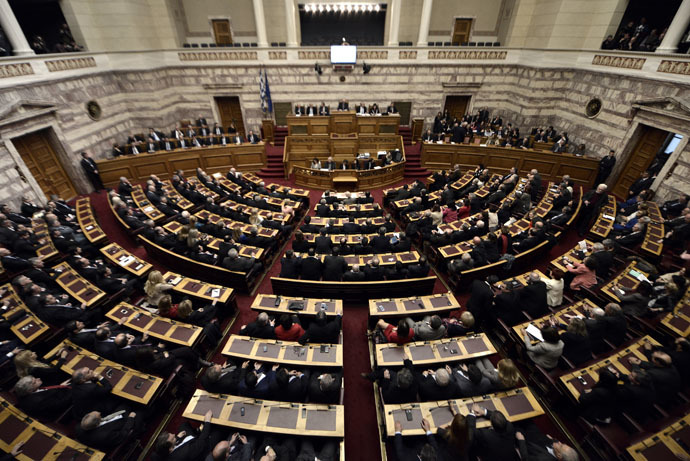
[0,59,688,206]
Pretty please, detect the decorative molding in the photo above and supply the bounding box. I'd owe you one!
[631,97,690,123]
[357,50,387,60]
[592,54,645,70]
[442,82,482,88]
[298,50,329,60]
[45,57,96,72]
[268,51,287,60]
[202,83,243,90]
[399,50,417,59]
[0,63,33,79]
[428,50,506,60]
[657,60,690,76]
[178,51,257,61]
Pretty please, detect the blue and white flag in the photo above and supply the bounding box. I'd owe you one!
[259,68,273,114]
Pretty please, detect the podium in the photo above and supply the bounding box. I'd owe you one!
[330,111,356,134]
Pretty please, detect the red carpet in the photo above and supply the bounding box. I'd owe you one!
[86,159,584,460]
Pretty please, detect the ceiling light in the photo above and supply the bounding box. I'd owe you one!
[367,4,373,11]
[318,4,324,12]
[374,4,380,12]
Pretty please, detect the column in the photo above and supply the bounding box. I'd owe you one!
[656,0,690,53]
[387,0,401,46]
[252,0,268,47]
[284,0,298,47]
[417,0,433,46]
[0,0,34,56]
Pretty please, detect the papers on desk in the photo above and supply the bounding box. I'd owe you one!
[85,225,94,231]
[144,206,153,212]
[578,240,588,251]
[374,166,382,169]
[377,151,386,157]
[629,269,650,283]
[436,141,443,144]
[480,144,487,147]
[526,324,544,342]
[118,256,135,267]
[170,276,182,285]
[358,152,370,158]
[211,288,220,298]
[602,214,614,220]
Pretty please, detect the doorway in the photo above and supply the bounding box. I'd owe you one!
[452,18,473,44]
[443,96,471,121]
[212,19,233,45]
[611,125,669,198]
[215,96,245,136]
[12,128,77,200]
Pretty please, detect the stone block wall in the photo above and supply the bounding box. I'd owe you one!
[0,60,688,206]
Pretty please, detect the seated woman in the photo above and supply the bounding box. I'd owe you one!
[563,256,598,291]
[559,317,592,366]
[310,157,321,169]
[143,270,173,311]
[522,326,564,370]
[474,357,520,391]
[274,314,305,342]
[435,409,471,461]
[543,268,565,308]
[375,318,413,345]
[14,349,68,386]
[157,295,178,319]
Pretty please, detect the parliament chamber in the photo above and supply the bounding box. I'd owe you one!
[0,1,689,460]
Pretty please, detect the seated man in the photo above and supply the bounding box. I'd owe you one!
[308,371,342,403]
[298,310,342,344]
[454,363,491,397]
[268,367,310,402]
[71,367,121,418]
[416,365,459,401]
[153,409,214,461]
[237,361,276,399]
[516,422,579,461]
[76,408,143,451]
[239,312,275,339]
[201,362,240,395]
[408,315,446,341]
[362,352,418,404]
[468,405,517,461]
[13,375,72,418]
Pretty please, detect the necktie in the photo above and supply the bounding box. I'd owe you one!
[40,384,71,390]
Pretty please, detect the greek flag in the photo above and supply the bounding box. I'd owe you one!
[259,68,273,114]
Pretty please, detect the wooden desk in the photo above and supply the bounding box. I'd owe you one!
[161,180,194,210]
[375,334,495,367]
[499,270,549,290]
[420,142,598,187]
[183,389,344,437]
[0,397,105,461]
[106,302,203,347]
[627,413,690,461]
[589,195,616,239]
[196,209,280,238]
[53,262,106,307]
[222,335,343,367]
[100,243,153,277]
[558,335,660,401]
[162,271,235,306]
[75,197,107,245]
[31,220,58,260]
[96,143,267,188]
[641,201,664,257]
[660,287,690,337]
[294,251,420,268]
[271,276,437,302]
[45,340,162,405]
[332,176,358,191]
[309,216,385,228]
[512,299,599,343]
[187,177,220,201]
[600,262,649,302]
[162,221,264,260]
[130,185,165,222]
[1,284,50,344]
[251,295,343,317]
[383,387,543,436]
[294,163,405,191]
[549,240,595,273]
[369,293,460,318]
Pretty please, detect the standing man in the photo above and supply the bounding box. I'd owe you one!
[80,152,103,192]
[595,150,616,185]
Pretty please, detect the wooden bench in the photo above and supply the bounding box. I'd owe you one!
[270,276,437,302]
[221,335,344,367]
[383,387,544,436]
[100,242,153,278]
[53,262,106,307]
[375,333,496,366]
[183,389,344,437]
[0,397,105,460]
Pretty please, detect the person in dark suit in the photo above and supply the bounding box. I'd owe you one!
[576,183,608,236]
[80,152,103,191]
[466,276,497,327]
[247,131,260,144]
[343,264,366,281]
[71,367,120,418]
[612,366,656,421]
[393,420,438,461]
[451,122,467,143]
[294,105,305,115]
[386,102,398,114]
[266,367,310,403]
[322,247,347,281]
[300,248,323,281]
[407,255,430,278]
[279,250,301,279]
[324,156,337,170]
[517,272,549,319]
[239,312,275,339]
[237,361,275,399]
[417,366,459,401]
[318,102,330,115]
[314,228,332,254]
[516,422,579,461]
[559,318,592,366]
[13,375,72,418]
[628,171,654,198]
[630,348,681,406]
[336,99,349,111]
[153,410,214,461]
[468,406,518,461]
[201,363,239,394]
[371,227,391,253]
[366,354,418,404]
[76,408,141,451]
[363,258,385,281]
[298,310,342,344]
[594,150,616,185]
[308,371,342,403]
[65,320,98,348]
